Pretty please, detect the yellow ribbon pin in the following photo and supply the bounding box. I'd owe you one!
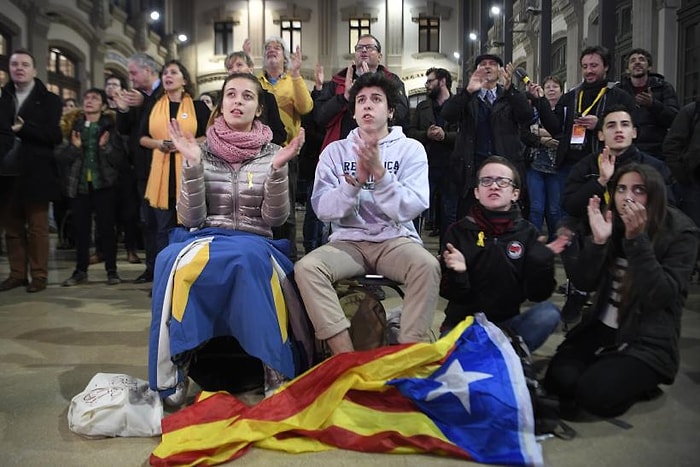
[477,231,485,247]
[247,172,254,189]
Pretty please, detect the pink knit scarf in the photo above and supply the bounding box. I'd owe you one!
[206,117,273,165]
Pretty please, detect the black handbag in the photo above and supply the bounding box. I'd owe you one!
[0,136,21,176]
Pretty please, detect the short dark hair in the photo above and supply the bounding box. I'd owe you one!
[598,104,635,130]
[627,48,653,67]
[542,75,563,89]
[105,75,126,89]
[11,48,36,67]
[83,87,108,104]
[477,155,521,189]
[348,72,401,118]
[426,67,452,90]
[357,34,382,53]
[580,45,611,68]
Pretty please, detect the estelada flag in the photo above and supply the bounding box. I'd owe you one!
[150,314,543,466]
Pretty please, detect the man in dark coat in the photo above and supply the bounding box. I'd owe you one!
[441,53,533,219]
[535,46,637,201]
[618,48,679,159]
[407,67,458,248]
[114,52,163,284]
[0,49,63,293]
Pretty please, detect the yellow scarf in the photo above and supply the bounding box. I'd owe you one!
[145,94,197,209]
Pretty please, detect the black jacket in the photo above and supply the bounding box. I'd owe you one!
[116,83,163,187]
[618,73,679,157]
[1,78,63,202]
[441,85,533,197]
[664,101,700,184]
[566,207,699,383]
[538,80,637,168]
[406,96,458,169]
[260,89,287,146]
[57,110,126,198]
[440,207,556,326]
[562,145,674,220]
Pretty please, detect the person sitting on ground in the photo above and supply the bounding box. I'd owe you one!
[440,156,568,352]
[148,72,312,402]
[557,105,675,324]
[57,88,126,286]
[544,163,699,419]
[295,72,440,356]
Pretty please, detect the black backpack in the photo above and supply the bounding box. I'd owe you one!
[503,328,576,440]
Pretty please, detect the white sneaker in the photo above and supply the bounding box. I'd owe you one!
[164,377,190,407]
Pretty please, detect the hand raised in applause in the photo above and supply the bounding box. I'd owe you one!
[272,128,305,170]
[168,119,201,166]
[587,195,613,245]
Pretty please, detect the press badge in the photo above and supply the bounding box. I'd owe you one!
[570,124,586,145]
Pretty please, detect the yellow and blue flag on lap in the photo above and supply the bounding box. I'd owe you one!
[148,228,314,398]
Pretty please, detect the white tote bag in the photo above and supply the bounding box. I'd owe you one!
[68,373,163,438]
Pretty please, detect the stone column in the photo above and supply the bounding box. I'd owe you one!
[563,2,583,89]
[632,0,654,52]
[26,8,51,82]
[656,0,680,84]
[384,0,403,71]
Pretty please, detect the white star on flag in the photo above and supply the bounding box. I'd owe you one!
[424,359,492,413]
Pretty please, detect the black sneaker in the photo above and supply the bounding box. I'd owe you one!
[62,270,88,287]
[561,291,588,325]
[106,271,121,285]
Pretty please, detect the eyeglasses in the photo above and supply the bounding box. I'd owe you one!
[425,78,438,86]
[355,44,379,52]
[479,176,515,188]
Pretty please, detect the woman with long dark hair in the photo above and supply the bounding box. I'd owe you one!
[544,163,699,418]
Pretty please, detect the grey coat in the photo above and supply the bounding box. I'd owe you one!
[177,142,289,238]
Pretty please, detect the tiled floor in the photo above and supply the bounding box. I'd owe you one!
[1,222,698,466]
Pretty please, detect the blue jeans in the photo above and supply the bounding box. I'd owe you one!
[302,186,325,254]
[526,168,562,241]
[501,301,560,352]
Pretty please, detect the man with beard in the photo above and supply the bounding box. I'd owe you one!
[407,67,458,249]
[532,46,637,323]
[618,48,679,160]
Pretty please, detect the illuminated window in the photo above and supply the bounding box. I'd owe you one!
[418,17,440,53]
[214,21,234,56]
[280,20,301,51]
[349,18,371,54]
[47,47,80,100]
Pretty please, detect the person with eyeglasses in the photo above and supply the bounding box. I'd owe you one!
[313,34,409,152]
[407,67,458,250]
[439,156,569,351]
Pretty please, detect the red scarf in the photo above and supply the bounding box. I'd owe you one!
[470,204,517,236]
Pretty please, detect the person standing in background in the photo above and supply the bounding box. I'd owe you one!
[0,49,63,293]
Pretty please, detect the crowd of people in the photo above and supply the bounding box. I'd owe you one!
[1,36,699,422]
